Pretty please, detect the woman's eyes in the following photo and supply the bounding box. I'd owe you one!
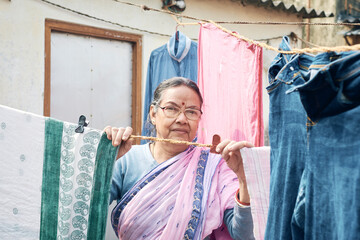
[166,106,178,111]
[186,110,197,115]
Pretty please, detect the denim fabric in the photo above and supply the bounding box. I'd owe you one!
[303,106,360,240]
[291,51,360,239]
[266,36,360,239]
[287,51,360,121]
[265,36,308,240]
[291,170,306,238]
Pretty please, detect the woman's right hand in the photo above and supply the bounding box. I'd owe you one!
[104,126,133,159]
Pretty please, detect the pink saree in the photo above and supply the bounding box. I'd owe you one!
[111,146,239,239]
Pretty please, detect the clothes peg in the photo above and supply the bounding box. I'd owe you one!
[210,134,221,153]
[75,115,89,133]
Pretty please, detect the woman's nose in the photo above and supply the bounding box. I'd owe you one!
[175,111,188,123]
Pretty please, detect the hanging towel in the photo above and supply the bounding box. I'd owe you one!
[141,31,198,142]
[241,147,270,240]
[0,104,117,240]
[197,23,264,147]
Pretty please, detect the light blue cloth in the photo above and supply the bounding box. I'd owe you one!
[109,144,254,240]
[141,31,198,142]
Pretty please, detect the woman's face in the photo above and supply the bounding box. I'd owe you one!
[150,85,202,142]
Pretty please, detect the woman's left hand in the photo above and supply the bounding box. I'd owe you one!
[216,140,254,182]
[216,140,254,204]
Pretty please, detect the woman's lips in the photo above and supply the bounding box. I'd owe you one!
[172,128,189,134]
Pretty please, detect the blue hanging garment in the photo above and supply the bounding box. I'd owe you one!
[141,31,198,142]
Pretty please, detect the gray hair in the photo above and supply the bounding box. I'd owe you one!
[151,77,203,112]
[145,77,203,138]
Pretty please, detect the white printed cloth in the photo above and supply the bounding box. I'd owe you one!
[0,105,117,240]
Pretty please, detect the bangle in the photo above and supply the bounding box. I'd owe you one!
[235,189,250,207]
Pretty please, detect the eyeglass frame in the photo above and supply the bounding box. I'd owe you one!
[157,104,203,120]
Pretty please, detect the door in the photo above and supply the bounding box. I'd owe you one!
[44,19,142,240]
[44,19,142,134]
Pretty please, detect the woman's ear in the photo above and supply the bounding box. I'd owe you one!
[149,105,156,124]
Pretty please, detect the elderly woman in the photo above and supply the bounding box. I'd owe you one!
[105,77,255,240]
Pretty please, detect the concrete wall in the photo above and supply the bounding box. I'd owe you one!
[307,0,346,47]
[1,0,302,115]
[282,0,346,47]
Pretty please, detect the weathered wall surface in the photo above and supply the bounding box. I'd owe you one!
[1,0,302,115]
[282,0,347,47]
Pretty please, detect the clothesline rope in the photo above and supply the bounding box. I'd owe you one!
[209,20,360,54]
[215,21,360,26]
[130,135,213,147]
[113,0,360,27]
[39,0,173,37]
[289,32,322,48]
[40,0,360,53]
[114,0,360,54]
[38,0,277,42]
[175,22,317,45]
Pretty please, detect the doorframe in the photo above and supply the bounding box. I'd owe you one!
[44,19,142,136]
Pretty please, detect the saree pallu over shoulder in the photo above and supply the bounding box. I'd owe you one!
[111,146,239,240]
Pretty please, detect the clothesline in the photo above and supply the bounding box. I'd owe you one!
[209,21,360,54]
[40,0,360,54]
[178,23,320,47]
[113,0,360,27]
[114,0,360,54]
[174,21,360,54]
[289,32,321,48]
[130,135,213,147]
[38,0,276,41]
[177,22,322,48]
[39,0,173,37]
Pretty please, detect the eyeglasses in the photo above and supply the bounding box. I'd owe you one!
[158,105,202,120]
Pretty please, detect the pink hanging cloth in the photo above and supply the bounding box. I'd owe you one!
[197,23,264,147]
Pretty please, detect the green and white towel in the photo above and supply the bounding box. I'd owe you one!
[0,104,117,240]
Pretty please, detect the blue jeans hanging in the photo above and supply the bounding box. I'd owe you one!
[265,36,308,240]
[289,50,360,240]
[266,36,360,239]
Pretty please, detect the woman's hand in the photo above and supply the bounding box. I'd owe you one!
[104,126,133,159]
[216,140,254,181]
[216,140,254,204]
